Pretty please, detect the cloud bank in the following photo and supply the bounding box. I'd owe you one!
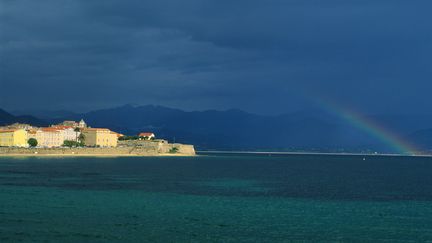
[1,0,431,114]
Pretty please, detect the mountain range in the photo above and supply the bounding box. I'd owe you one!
[0,109,47,127]
[2,105,432,152]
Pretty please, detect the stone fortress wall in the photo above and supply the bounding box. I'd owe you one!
[0,140,195,156]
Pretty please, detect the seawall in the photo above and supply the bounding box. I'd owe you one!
[0,142,196,156]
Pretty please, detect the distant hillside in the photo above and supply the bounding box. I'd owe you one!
[408,129,432,150]
[52,104,428,152]
[0,109,47,126]
[11,109,78,120]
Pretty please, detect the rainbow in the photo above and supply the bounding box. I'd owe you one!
[314,96,418,155]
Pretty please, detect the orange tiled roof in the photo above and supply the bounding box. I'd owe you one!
[41,128,61,133]
[139,132,154,137]
[51,125,73,129]
[83,128,110,132]
[110,132,123,137]
[0,129,20,133]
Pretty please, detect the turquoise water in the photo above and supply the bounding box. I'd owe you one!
[1,154,432,242]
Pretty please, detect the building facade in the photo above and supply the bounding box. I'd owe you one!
[82,128,118,147]
[51,126,79,141]
[62,127,79,141]
[36,127,65,148]
[0,120,120,148]
[27,129,42,144]
[0,129,28,147]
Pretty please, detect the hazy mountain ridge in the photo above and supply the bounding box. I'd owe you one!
[50,104,430,152]
[11,109,78,119]
[0,109,47,126]
[3,105,432,152]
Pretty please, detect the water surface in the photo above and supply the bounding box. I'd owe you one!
[1,154,432,242]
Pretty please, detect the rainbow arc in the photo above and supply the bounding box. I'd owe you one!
[315,97,418,155]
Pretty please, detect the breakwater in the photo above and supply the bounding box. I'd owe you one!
[0,141,195,156]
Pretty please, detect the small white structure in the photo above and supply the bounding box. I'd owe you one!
[138,132,155,140]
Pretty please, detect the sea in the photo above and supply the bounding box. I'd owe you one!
[1,153,432,242]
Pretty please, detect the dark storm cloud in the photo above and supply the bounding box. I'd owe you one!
[1,0,431,114]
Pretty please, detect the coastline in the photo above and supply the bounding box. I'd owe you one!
[0,144,196,157]
[197,150,430,157]
[0,153,196,158]
[2,149,428,158]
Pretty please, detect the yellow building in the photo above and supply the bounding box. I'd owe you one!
[0,129,28,147]
[81,128,118,147]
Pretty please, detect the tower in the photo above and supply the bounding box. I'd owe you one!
[78,119,87,128]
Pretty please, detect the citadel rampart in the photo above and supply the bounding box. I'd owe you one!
[0,141,195,156]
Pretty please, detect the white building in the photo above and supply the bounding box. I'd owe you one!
[28,128,65,147]
[50,126,80,141]
[138,132,155,140]
[61,127,79,141]
[41,128,64,147]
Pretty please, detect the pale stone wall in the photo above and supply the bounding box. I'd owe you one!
[0,142,195,156]
[118,140,196,156]
[0,147,130,155]
[118,139,168,147]
[157,143,196,155]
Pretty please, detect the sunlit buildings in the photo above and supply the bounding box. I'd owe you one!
[39,128,65,147]
[0,119,118,148]
[51,126,79,141]
[81,128,118,147]
[27,128,65,148]
[0,129,28,147]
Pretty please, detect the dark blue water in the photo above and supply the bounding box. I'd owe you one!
[1,154,432,242]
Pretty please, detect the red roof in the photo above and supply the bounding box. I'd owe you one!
[110,132,124,137]
[0,129,21,133]
[41,128,61,133]
[83,128,111,132]
[51,125,73,130]
[139,132,155,137]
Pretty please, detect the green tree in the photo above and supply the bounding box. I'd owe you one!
[74,127,80,141]
[63,140,81,148]
[78,133,85,145]
[28,138,38,147]
[169,147,179,154]
[119,135,140,141]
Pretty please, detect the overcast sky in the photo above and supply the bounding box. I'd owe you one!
[1,0,431,115]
